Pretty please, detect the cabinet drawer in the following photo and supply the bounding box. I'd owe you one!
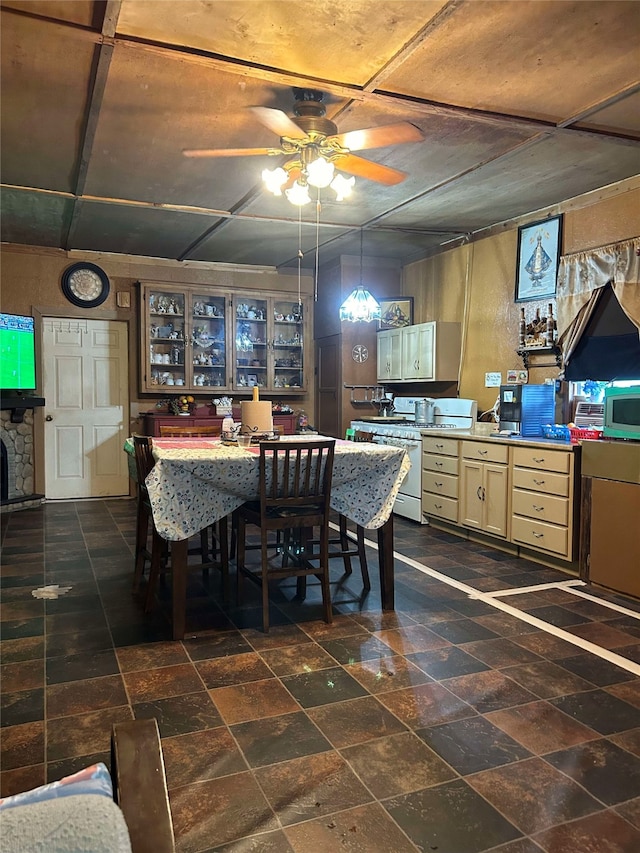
[512,489,569,525]
[511,515,568,557]
[512,446,571,474]
[423,454,458,476]
[461,441,508,464]
[422,492,458,523]
[423,471,458,499]
[422,436,458,457]
[512,467,570,497]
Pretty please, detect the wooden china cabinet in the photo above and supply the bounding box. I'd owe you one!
[139,282,310,395]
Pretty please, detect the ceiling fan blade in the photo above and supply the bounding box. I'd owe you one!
[249,106,307,139]
[183,147,276,158]
[328,122,424,152]
[335,153,408,186]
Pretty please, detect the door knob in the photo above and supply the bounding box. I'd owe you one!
[45,415,53,421]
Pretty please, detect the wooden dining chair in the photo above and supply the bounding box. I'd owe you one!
[131,435,230,611]
[314,429,373,592]
[157,424,228,565]
[159,425,221,437]
[236,439,336,632]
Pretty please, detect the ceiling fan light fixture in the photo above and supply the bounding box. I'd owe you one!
[306,156,334,188]
[330,173,355,201]
[284,180,311,206]
[262,166,288,195]
[339,287,381,323]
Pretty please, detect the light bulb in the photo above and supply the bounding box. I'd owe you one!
[262,167,288,196]
[285,180,311,206]
[330,173,355,201]
[306,157,335,189]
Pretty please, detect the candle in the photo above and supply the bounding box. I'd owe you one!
[253,385,259,402]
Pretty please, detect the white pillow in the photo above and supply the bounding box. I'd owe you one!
[0,793,132,853]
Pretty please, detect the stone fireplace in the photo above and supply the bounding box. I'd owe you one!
[1,403,45,512]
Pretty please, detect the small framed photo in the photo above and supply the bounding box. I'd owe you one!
[378,296,413,331]
[247,374,258,387]
[515,214,562,302]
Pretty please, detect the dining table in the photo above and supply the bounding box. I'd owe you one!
[125,435,411,639]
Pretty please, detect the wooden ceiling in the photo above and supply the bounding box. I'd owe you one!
[1,0,639,270]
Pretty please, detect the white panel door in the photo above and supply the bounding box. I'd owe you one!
[42,318,129,499]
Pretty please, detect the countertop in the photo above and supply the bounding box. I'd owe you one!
[420,423,581,451]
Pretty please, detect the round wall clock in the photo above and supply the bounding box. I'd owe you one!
[352,344,369,363]
[61,262,110,308]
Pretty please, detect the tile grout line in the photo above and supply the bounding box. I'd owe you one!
[476,579,586,598]
[387,549,640,677]
[559,585,640,619]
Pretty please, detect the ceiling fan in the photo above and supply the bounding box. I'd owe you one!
[183,88,425,197]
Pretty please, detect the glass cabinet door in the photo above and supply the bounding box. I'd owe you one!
[147,288,187,390]
[233,297,268,391]
[272,298,304,391]
[190,293,229,390]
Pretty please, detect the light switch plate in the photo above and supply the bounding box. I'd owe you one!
[485,372,502,387]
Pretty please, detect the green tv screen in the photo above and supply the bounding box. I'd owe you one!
[0,313,37,391]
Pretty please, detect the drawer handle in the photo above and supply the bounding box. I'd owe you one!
[533,505,544,512]
[533,478,545,485]
[478,449,488,456]
[435,443,444,449]
[435,503,442,509]
[533,456,545,463]
[435,481,443,488]
[435,461,444,467]
[533,531,544,538]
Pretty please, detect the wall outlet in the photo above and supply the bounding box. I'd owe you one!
[485,372,502,387]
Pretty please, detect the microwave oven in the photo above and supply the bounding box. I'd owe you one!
[603,385,640,440]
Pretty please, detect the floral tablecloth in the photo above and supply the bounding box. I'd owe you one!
[127,437,410,542]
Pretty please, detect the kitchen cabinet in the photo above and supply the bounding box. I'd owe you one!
[139,283,309,394]
[580,441,640,598]
[422,431,580,565]
[511,446,576,559]
[460,440,509,538]
[422,435,460,523]
[377,328,402,381]
[377,321,461,383]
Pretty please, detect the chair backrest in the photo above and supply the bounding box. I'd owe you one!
[132,434,155,492]
[159,425,221,437]
[259,439,335,517]
[354,430,375,442]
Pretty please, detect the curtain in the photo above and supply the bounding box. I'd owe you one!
[556,236,640,373]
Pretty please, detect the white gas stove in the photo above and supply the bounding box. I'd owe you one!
[351,397,477,522]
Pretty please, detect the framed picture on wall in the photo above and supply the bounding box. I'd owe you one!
[378,296,414,330]
[515,214,563,302]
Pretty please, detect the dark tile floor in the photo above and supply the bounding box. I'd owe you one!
[2,500,640,852]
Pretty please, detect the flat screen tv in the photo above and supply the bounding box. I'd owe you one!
[0,313,37,391]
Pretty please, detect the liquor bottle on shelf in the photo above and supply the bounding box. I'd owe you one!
[546,303,556,344]
[518,307,526,346]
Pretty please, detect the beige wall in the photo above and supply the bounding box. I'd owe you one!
[0,246,315,433]
[403,183,640,416]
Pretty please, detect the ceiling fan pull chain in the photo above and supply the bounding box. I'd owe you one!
[314,195,321,302]
[297,206,303,308]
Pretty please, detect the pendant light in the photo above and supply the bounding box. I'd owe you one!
[339,228,381,322]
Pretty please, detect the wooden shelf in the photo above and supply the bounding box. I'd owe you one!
[516,345,561,369]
